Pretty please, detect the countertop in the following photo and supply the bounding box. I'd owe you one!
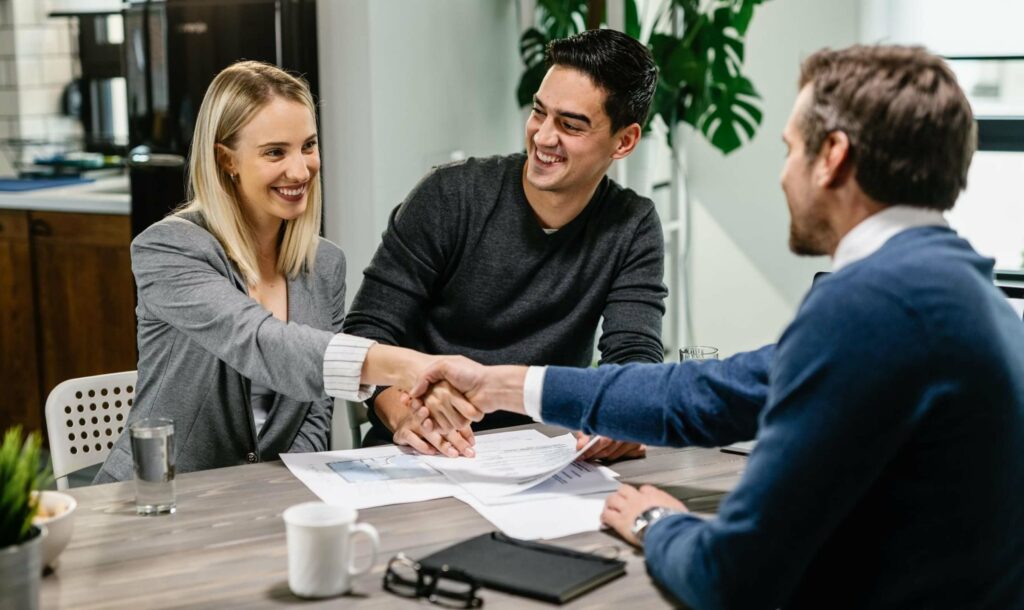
[0,174,130,215]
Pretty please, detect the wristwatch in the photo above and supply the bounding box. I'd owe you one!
[631,506,681,545]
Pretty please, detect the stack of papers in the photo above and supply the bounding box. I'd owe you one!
[281,430,620,539]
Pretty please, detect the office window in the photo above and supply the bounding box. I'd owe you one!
[948,57,1024,152]
[947,151,1024,271]
[942,58,1024,272]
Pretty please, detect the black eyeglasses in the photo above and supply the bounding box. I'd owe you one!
[383,553,483,608]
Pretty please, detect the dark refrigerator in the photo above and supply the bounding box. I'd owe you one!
[123,0,319,237]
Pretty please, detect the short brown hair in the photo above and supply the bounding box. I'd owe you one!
[798,45,976,210]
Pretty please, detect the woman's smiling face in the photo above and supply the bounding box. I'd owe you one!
[219,96,320,226]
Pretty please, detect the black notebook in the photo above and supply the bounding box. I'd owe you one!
[418,532,626,605]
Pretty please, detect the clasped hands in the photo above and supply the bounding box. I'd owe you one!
[397,356,675,547]
[388,356,645,463]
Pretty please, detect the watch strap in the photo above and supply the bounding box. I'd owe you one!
[633,506,681,545]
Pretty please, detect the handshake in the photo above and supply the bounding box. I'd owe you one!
[377,353,644,463]
[387,357,528,458]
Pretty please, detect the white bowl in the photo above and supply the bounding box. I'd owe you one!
[31,490,76,569]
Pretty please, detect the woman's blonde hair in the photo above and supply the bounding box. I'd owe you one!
[181,60,322,285]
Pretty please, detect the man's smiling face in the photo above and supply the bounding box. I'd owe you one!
[523,65,623,197]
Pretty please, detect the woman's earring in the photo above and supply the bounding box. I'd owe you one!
[231,173,239,183]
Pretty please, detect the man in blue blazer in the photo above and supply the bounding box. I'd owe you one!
[411,45,1024,610]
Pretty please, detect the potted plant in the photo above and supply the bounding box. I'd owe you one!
[0,427,50,610]
[517,0,768,154]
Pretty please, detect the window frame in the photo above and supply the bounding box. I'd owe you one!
[946,55,1024,152]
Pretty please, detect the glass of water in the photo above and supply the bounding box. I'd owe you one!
[679,346,719,362]
[130,417,176,515]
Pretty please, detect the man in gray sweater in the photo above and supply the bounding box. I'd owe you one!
[343,29,667,458]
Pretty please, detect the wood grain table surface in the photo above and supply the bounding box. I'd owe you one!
[40,424,747,609]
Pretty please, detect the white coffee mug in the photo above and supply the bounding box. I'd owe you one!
[282,502,380,598]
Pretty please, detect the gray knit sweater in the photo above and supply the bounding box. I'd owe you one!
[343,153,667,437]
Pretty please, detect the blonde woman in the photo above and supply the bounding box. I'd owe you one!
[95,61,466,482]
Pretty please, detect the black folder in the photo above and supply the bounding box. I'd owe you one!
[418,532,627,604]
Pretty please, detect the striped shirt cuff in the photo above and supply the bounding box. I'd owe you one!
[323,334,377,401]
[523,366,546,422]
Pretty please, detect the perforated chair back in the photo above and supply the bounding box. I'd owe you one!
[45,371,137,489]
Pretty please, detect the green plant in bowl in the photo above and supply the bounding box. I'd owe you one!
[0,427,52,609]
[0,427,50,548]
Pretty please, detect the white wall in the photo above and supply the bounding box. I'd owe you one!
[680,0,861,356]
[317,0,520,448]
[317,0,521,306]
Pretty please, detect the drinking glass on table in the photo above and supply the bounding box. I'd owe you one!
[679,346,719,362]
[129,417,176,515]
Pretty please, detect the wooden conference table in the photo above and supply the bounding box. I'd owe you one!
[40,424,748,609]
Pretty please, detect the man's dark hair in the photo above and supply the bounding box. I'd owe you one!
[798,45,976,210]
[546,29,658,133]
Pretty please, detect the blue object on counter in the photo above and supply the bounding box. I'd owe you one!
[0,177,96,192]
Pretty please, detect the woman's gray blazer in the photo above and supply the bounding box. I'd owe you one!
[95,212,346,482]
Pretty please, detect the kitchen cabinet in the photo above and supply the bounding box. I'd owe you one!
[0,210,136,438]
[0,210,42,434]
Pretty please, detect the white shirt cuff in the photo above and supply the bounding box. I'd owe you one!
[523,366,547,422]
[323,334,377,401]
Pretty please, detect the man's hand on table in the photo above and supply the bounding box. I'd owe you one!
[378,385,476,457]
[576,433,646,462]
[601,484,688,547]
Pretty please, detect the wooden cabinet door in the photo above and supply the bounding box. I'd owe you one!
[30,212,137,410]
[0,210,42,433]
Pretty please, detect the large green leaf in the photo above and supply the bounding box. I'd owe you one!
[731,0,766,35]
[625,0,641,40]
[536,0,588,39]
[654,0,767,153]
[517,61,550,108]
[516,28,550,107]
[516,1,589,107]
[651,32,705,88]
[703,5,746,82]
[698,75,763,154]
[520,27,547,68]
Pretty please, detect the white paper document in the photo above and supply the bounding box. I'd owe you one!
[721,440,757,455]
[282,429,621,539]
[472,461,619,506]
[280,444,457,509]
[457,492,613,540]
[420,433,602,500]
[280,429,548,509]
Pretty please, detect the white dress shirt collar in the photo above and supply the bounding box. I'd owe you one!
[832,205,947,272]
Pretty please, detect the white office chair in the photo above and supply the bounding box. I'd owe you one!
[44,371,137,490]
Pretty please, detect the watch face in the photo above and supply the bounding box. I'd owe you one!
[632,515,649,537]
[633,507,674,543]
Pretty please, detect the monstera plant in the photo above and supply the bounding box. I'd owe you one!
[517,0,590,107]
[517,0,768,155]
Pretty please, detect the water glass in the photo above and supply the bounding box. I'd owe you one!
[679,346,719,362]
[130,418,176,515]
